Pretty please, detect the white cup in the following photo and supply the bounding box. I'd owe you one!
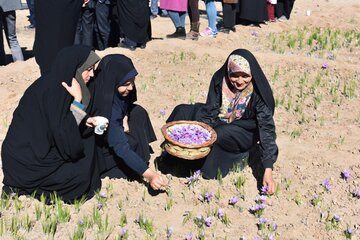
[94,116,109,135]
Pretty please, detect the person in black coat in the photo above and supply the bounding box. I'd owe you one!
[91,54,167,190]
[167,49,278,194]
[1,45,102,202]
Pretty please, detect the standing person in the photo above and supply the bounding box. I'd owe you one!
[275,0,295,21]
[238,0,268,26]
[218,0,238,34]
[0,0,24,65]
[186,0,200,40]
[116,0,151,50]
[34,0,85,74]
[166,49,278,194]
[267,0,277,22]
[91,54,167,190]
[161,0,187,39]
[75,0,111,51]
[25,0,35,29]
[199,0,218,38]
[1,45,102,202]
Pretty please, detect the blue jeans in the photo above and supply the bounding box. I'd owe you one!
[205,0,217,32]
[150,0,158,15]
[1,10,24,62]
[168,10,186,28]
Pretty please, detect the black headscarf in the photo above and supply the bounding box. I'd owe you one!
[28,45,96,160]
[91,54,138,121]
[212,49,275,114]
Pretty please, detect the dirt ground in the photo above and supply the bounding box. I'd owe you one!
[0,0,359,239]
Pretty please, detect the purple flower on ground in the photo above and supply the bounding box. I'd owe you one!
[253,236,261,240]
[353,189,360,198]
[229,196,239,205]
[341,169,351,181]
[166,227,173,238]
[184,233,193,240]
[326,52,335,60]
[99,191,107,198]
[10,192,16,198]
[321,63,329,69]
[251,31,259,37]
[160,108,166,116]
[204,217,212,227]
[78,219,84,225]
[217,208,225,219]
[120,228,127,236]
[261,185,268,195]
[257,195,267,204]
[267,234,275,240]
[333,214,342,222]
[258,217,268,224]
[323,179,331,191]
[204,192,213,202]
[96,202,103,210]
[346,227,353,235]
[272,223,278,231]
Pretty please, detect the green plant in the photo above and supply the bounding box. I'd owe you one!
[119,213,127,227]
[294,192,303,206]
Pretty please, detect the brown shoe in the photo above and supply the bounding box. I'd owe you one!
[186,22,200,40]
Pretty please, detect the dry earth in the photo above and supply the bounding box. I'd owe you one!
[0,0,359,239]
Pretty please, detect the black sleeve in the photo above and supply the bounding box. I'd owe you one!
[107,119,148,176]
[254,94,278,169]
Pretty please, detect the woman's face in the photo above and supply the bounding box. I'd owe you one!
[228,71,252,91]
[117,78,135,96]
[81,65,95,84]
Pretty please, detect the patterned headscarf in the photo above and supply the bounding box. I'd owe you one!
[219,54,253,123]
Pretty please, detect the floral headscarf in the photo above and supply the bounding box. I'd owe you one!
[219,55,253,123]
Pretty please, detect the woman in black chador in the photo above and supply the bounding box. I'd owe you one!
[1,45,101,202]
[92,54,167,190]
[167,49,278,194]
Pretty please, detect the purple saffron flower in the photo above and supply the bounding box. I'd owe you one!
[253,236,261,240]
[78,219,84,225]
[258,217,268,224]
[267,234,275,240]
[229,196,239,205]
[323,179,331,191]
[353,189,360,198]
[99,191,107,198]
[333,214,342,222]
[346,227,353,235]
[184,233,193,240]
[160,108,166,116]
[204,192,213,202]
[166,227,173,238]
[326,52,335,60]
[10,192,16,198]
[96,202,103,210]
[204,217,212,227]
[257,195,267,204]
[321,63,328,69]
[341,169,351,181]
[120,228,127,236]
[261,185,268,195]
[272,223,278,231]
[251,31,259,37]
[217,208,225,219]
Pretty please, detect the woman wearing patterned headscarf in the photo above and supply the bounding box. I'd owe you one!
[166,49,278,194]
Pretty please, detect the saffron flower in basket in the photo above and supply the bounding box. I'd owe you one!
[167,124,211,145]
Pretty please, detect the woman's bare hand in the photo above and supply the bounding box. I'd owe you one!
[263,168,276,194]
[62,78,82,102]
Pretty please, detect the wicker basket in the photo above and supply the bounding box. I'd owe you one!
[161,120,217,160]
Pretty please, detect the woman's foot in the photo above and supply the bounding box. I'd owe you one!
[200,27,217,38]
[218,26,236,34]
[166,27,186,39]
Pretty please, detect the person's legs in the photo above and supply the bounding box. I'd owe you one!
[200,0,217,37]
[3,11,24,62]
[186,0,200,40]
[81,6,95,48]
[221,3,236,32]
[150,0,159,16]
[166,11,186,39]
[0,11,6,65]
[95,1,111,50]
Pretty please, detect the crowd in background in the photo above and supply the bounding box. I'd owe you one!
[0,0,295,67]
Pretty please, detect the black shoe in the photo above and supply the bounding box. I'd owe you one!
[139,44,146,49]
[218,26,236,34]
[150,14,158,20]
[24,24,35,29]
[166,27,186,39]
[118,42,136,51]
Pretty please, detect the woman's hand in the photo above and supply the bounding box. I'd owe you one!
[263,168,276,194]
[62,78,82,102]
[143,169,168,190]
[85,117,109,130]
[123,116,129,133]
